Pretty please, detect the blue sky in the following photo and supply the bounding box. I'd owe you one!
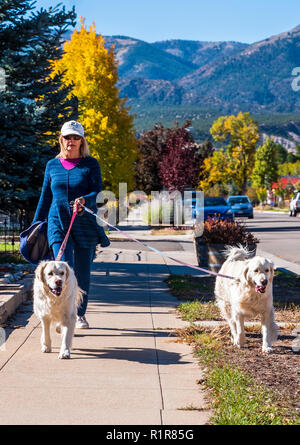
[34,0,300,43]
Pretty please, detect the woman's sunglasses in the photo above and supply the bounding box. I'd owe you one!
[63,134,82,141]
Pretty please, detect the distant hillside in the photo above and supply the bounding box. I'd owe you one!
[259,118,300,150]
[62,28,300,146]
[177,25,300,113]
[102,26,300,114]
[118,78,185,104]
[104,35,198,80]
[130,103,300,150]
[152,39,248,67]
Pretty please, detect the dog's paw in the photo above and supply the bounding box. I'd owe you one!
[262,346,273,354]
[41,345,51,353]
[59,349,70,359]
[232,339,244,348]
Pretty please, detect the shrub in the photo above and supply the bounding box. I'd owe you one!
[200,217,259,245]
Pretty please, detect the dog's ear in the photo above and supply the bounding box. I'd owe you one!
[65,262,75,283]
[64,262,70,281]
[242,261,250,285]
[35,261,48,284]
[268,260,275,281]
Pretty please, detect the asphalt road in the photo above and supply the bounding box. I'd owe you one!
[111,210,300,266]
[244,211,300,265]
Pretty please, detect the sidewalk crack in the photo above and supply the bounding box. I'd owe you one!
[146,252,165,425]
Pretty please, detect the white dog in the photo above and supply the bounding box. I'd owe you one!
[33,261,83,359]
[215,245,278,353]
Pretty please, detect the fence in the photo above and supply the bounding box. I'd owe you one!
[0,212,23,257]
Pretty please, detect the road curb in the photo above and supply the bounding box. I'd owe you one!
[193,320,299,328]
[254,210,289,215]
[0,275,34,324]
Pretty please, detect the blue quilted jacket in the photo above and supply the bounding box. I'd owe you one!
[33,156,110,248]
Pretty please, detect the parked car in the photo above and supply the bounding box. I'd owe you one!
[203,197,234,221]
[183,195,233,222]
[227,195,254,219]
[289,191,300,216]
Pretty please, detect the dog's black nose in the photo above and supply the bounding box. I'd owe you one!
[261,279,268,286]
[55,280,62,286]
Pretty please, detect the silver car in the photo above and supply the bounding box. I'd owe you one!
[289,191,300,216]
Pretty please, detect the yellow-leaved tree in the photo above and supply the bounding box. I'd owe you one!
[202,112,259,194]
[199,149,229,191]
[51,19,138,193]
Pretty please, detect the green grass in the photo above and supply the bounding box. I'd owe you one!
[168,272,300,322]
[0,253,26,264]
[207,365,291,425]
[165,274,215,297]
[172,269,300,424]
[0,242,26,264]
[274,269,300,287]
[178,326,298,425]
[0,242,20,252]
[178,300,220,321]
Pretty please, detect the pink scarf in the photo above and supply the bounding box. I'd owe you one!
[59,157,81,170]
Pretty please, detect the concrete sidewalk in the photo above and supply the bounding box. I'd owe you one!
[0,245,211,425]
[1,233,299,425]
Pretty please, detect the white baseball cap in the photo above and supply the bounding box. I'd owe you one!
[61,120,84,137]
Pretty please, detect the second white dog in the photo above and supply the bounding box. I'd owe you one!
[215,245,278,353]
[33,260,83,359]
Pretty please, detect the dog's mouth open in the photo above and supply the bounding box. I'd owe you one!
[49,286,62,296]
[255,285,266,294]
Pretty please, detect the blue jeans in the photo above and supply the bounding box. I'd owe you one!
[52,239,95,317]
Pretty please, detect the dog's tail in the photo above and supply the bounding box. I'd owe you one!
[224,244,254,262]
[75,287,84,308]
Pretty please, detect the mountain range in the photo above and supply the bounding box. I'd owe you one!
[104,25,300,114]
[63,26,300,147]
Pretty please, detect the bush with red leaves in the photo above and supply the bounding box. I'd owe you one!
[200,217,259,245]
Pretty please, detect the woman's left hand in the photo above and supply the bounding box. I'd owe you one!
[74,197,86,212]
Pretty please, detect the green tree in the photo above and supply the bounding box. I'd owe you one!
[0,0,77,219]
[274,143,288,164]
[210,112,259,194]
[252,138,279,189]
[197,138,214,182]
[286,152,297,163]
[256,187,267,206]
[278,161,300,176]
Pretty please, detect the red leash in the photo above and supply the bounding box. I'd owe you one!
[55,202,79,261]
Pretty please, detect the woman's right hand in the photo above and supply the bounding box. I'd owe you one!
[74,197,85,213]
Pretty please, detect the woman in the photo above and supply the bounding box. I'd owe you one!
[33,120,110,329]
